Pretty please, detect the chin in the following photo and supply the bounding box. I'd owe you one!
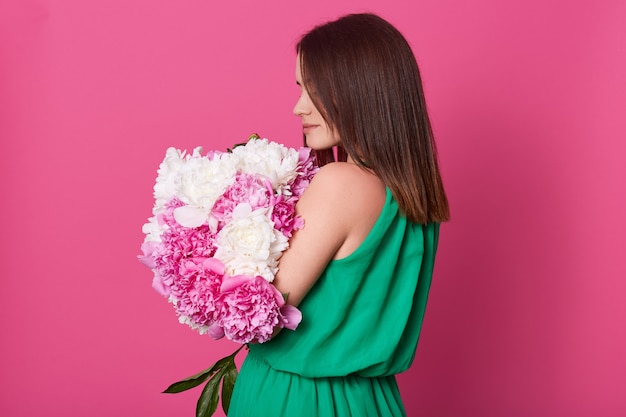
[307,144,334,152]
[306,138,340,151]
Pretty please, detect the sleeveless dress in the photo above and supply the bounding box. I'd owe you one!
[228,188,440,416]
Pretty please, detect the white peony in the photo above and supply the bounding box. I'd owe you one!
[214,203,288,282]
[231,138,300,192]
[169,150,239,228]
[178,151,238,208]
[141,215,164,242]
[153,147,189,213]
[178,316,210,335]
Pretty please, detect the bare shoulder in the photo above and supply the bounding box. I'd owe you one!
[300,162,386,258]
[272,162,385,306]
[306,162,385,201]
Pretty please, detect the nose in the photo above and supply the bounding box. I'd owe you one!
[293,91,311,117]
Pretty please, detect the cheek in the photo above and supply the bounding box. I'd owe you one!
[323,122,338,140]
[322,126,341,147]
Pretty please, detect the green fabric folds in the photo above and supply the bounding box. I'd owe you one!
[228,188,440,416]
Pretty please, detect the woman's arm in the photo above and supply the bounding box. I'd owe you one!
[272,161,385,307]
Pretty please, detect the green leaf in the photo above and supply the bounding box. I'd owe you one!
[162,368,215,394]
[163,356,229,394]
[227,142,247,153]
[163,346,244,394]
[227,133,260,152]
[196,367,225,417]
[221,360,239,415]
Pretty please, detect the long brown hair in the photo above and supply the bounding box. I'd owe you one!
[297,13,449,223]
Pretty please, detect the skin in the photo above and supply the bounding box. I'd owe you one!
[270,55,386,308]
[292,54,341,150]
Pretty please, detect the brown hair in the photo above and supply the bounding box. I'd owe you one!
[297,13,449,223]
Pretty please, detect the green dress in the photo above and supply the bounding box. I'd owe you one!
[228,188,440,416]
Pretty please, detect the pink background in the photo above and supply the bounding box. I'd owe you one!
[1,0,625,416]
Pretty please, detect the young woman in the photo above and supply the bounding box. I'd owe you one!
[228,13,449,416]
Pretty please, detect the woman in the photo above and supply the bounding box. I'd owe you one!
[228,13,449,416]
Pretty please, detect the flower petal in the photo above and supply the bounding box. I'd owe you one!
[173,205,208,228]
[220,274,254,292]
[202,258,226,275]
[207,323,225,340]
[152,274,170,297]
[280,305,302,330]
[231,202,252,218]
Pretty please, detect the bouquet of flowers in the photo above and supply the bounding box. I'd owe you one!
[139,134,318,416]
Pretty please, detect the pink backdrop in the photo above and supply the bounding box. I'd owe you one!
[1,0,625,416]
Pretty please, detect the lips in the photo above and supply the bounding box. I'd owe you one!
[302,124,318,134]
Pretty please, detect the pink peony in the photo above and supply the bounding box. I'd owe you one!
[211,173,273,230]
[216,275,302,344]
[138,240,158,269]
[171,257,226,332]
[151,199,218,298]
[290,147,319,198]
[271,195,303,238]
